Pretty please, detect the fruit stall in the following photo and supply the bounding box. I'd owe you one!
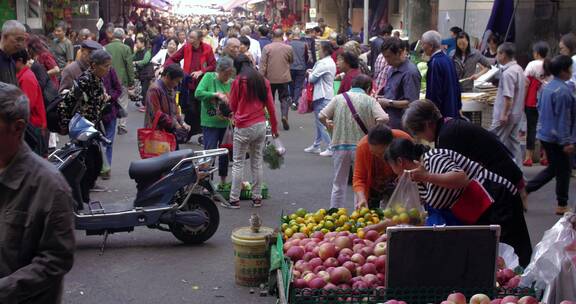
[260,208,576,304]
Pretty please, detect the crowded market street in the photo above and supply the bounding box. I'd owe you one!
[60,103,574,304]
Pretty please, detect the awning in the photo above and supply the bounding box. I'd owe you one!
[223,0,251,10]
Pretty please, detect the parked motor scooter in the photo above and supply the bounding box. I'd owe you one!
[49,114,228,250]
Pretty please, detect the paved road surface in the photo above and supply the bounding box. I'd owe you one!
[63,104,575,304]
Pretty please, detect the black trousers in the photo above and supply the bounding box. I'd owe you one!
[270,82,291,118]
[476,179,532,267]
[526,141,572,206]
[525,107,539,150]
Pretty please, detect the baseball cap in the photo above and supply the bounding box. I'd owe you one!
[81,40,103,50]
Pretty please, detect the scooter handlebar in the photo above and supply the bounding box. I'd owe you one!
[97,133,112,145]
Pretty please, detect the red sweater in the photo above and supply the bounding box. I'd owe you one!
[229,76,278,134]
[17,66,46,129]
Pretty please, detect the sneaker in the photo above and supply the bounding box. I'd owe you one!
[290,103,298,111]
[523,159,533,167]
[117,126,128,135]
[90,184,108,192]
[221,200,240,209]
[281,117,290,131]
[304,145,321,154]
[556,206,570,215]
[319,149,333,157]
[252,198,262,208]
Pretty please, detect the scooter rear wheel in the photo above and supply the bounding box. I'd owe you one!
[169,194,220,244]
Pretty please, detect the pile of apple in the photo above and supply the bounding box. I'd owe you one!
[284,230,388,291]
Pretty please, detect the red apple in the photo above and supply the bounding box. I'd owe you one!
[517,296,538,304]
[441,301,456,304]
[303,272,316,282]
[338,254,351,265]
[292,232,307,240]
[501,296,518,303]
[365,230,380,241]
[384,301,399,304]
[376,272,386,283]
[293,278,307,288]
[292,270,301,279]
[447,292,467,304]
[329,266,352,284]
[313,265,325,273]
[286,246,305,261]
[470,294,491,304]
[308,277,327,289]
[361,263,377,275]
[366,255,378,264]
[375,255,386,271]
[302,252,316,262]
[309,257,323,269]
[352,280,368,289]
[360,246,374,258]
[351,253,365,265]
[311,231,324,240]
[340,248,354,256]
[362,273,378,286]
[353,243,364,253]
[317,270,330,282]
[323,257,339,268]
[304,242,318,253]
[506,276,520,288]
[342,261,356,273]
[319,243,337,260]
[497,256,506,270]
[501,269,515,281]
[374,242,387,256]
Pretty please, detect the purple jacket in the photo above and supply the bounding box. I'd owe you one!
[101,68,122,124]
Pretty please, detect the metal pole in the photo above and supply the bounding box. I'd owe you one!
[463,0,467,31]
[504,0,520,42]
[363,0,368,44]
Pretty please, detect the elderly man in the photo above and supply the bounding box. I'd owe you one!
[0,20,27,85]
[490,42,526,166]
[240,26,261,66]
[0,83,75,303]
[421,30,461,118]
[105,28,135,135]
[60,40,103,91]
[376,37,421,129]
[222,37,241,59]
[165,30,216,138]
[261,29,294,130]
[288,28,309,109]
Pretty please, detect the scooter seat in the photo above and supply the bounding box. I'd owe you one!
[129,149,195,183]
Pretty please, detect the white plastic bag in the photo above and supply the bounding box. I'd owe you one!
[520,213,576,303]
[382,172,425,225]
[499,242,520,270]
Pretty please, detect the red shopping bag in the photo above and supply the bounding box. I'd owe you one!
[451,179,494,224]
[137,111,177,159]
[297,80,314,114]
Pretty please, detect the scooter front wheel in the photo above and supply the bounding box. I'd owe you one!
[169,194,220,244]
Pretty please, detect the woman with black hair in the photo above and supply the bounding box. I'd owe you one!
[382,138,532,267]
[526,55,576,216]
[337,51,362,94]
[523,41,550,167]
[225,54,279,209]
[133,36,154,109]
[451,32,491,92]
[483,33,501,63]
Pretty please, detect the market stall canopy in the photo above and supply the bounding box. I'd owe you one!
[223,0,252,10]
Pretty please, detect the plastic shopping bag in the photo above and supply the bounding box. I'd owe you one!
[263,138,285,170]
[137,111,177,159]
[297,80,314,114]
[520,213,576,303]
[382,172,426,225]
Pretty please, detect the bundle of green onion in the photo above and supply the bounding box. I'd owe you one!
[263,143,284,169]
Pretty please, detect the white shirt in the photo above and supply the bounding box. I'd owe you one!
[309,56,337,101]
[245,35,261,66]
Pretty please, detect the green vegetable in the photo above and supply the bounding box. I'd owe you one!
[263,143,284,170]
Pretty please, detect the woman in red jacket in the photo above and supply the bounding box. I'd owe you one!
[224,54,279,209]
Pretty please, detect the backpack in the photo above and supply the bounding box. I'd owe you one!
[46,81,83,135]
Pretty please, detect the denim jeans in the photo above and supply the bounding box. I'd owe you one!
[290,69,306,105]
[102,117,117,168]
[230,122,267,201]
[202,126,229,178]
[331,149,356,208]
[312,98,331,148]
